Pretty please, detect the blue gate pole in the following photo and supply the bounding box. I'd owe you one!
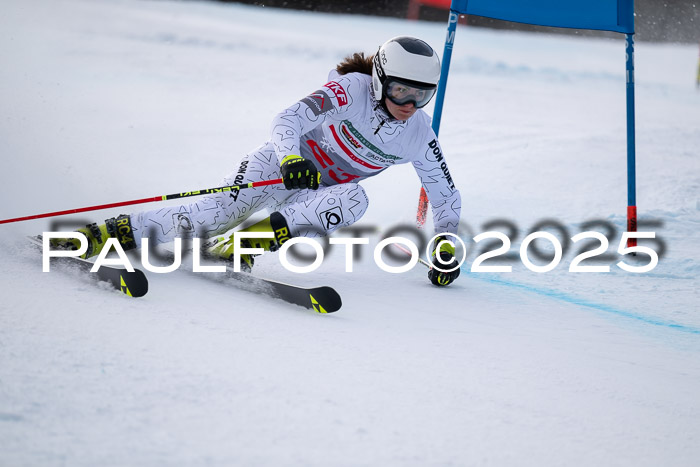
[431,5,462,136]
[417,3,463,227]
[625,33,638,244]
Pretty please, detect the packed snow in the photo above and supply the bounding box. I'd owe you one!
[1,0,699,465]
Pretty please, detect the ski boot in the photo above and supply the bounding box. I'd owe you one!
[205,212,291,272]
[49,214,137,259]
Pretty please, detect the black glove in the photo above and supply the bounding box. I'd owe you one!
[428,236,461,286]
[280,155,320,190]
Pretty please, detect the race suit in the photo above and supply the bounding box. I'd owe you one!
[129,71,461,245]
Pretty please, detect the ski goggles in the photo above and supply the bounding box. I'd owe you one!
[384,78,437,108]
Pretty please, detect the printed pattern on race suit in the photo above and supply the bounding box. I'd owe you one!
[129,142,368,247]
[275,183,369,238]
[270,70,461,236]
[129,70,459,248]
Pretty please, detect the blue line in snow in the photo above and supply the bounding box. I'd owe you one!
[470,273,700,335]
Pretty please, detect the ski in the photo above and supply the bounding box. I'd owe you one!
[28,236,149,297]
[155,244,342,313]
[223,268,342,313]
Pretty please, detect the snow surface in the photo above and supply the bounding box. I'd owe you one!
[1,0,699,465]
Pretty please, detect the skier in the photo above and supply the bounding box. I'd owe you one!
[52,36,462,286]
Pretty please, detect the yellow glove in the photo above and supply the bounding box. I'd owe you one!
[280,155,320,190]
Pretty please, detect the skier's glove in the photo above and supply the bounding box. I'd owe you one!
[428,236,461,287]
[280,155,320,190]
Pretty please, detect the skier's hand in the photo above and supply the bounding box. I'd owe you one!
[427,236,461,286]
[280,155,320,190]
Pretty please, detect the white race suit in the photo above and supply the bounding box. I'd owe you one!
[130,70,461,246]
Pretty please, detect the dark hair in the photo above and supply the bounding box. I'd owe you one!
[336,52,374,76]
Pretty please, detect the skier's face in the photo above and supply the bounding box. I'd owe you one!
[385,98,417,121]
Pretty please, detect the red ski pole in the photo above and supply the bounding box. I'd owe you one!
[0,178,284,225]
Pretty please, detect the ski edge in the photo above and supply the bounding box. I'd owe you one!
[225,268,342,313]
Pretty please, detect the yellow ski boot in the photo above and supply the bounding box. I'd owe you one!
[49,215,137,259]
[205,212,291,272]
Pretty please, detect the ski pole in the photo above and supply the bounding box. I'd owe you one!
[392,243,432,269]
[0,178,284,225]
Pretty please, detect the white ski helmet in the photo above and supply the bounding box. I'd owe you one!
[372,36,441,109]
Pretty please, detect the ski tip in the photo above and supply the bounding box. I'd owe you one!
[309,287,342,313]
[119,272,149,298]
